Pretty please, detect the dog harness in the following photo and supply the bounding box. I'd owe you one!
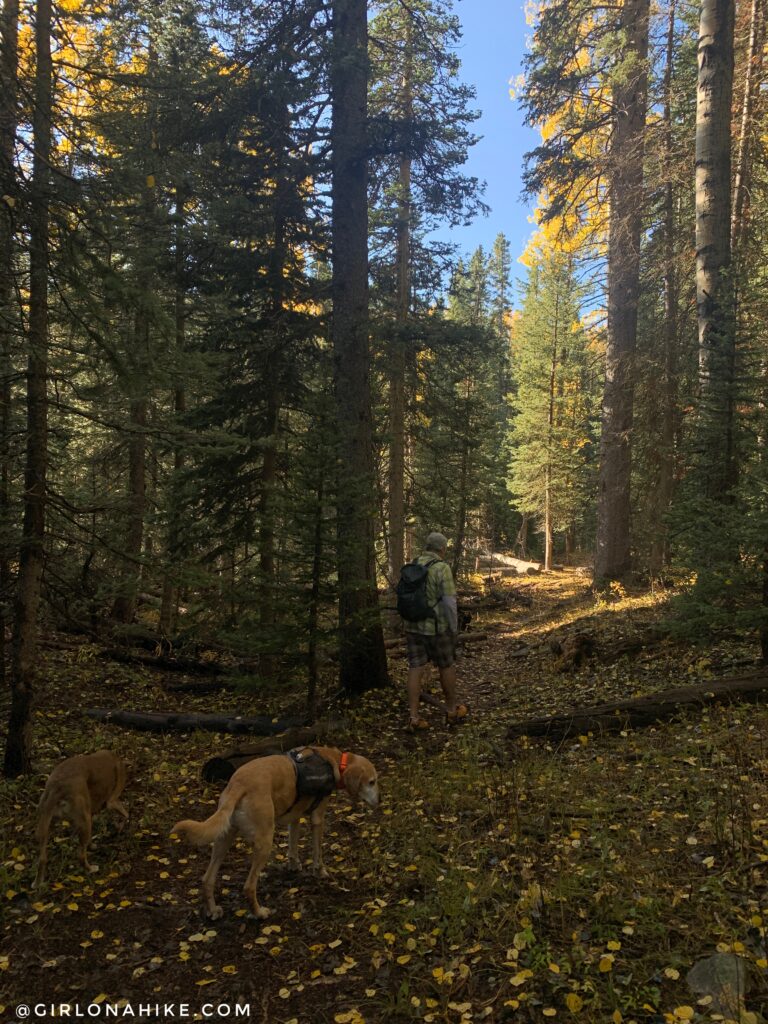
[286,748,348,814]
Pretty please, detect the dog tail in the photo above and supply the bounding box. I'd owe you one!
[172,782,245,846]
[36,802,53,845]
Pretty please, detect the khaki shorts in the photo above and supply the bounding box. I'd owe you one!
[406,631,456,669]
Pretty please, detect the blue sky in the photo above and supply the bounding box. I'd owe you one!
[443,0,540,284]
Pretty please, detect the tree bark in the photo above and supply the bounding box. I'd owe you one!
[259,113,291,640]
[307,472,324,719]
[160,186,188,637]
[259,391,279,632]
[331,0,389,695]
[595,0,650,582]
[4,0,51,777]
[0,0,19,693]
[515,514,529,558]
[545,289,559,572]
[113,42,159,625]
[452,379,471,579]
[650,0,679,576]
[565,524,575,564]
[731,0,763,254]
[387,161,408,580]
[111,396,147,623]
[387,21,413,583]
[695,0,736,497]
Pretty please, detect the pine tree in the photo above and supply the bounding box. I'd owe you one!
[369,0,482,579]
[507,251,598,569]
[5,0,52,777]
[331,0,388,694]
[594,0,650,581]
[410,248,507,575]
[522,0,651,581]
[0,0,19,691]
[695,0,736,498]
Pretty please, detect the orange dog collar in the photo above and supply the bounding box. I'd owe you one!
[338,752,349,788]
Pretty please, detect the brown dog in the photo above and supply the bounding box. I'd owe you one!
[34,750,128,887]
[172,746,379,919]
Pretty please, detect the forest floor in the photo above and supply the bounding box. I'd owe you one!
[1,569,768,1024]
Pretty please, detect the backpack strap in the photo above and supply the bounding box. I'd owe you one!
[421,557,442,617]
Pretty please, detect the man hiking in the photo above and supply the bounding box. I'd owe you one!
[397,531,468,731]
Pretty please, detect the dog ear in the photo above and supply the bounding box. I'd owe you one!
[342,762,365,802]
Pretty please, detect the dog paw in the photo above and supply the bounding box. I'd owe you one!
[207,905,224,920]
[287,861,301,873]
[87,863,99,874]
[313,866,330,880]
[253,906,271,919]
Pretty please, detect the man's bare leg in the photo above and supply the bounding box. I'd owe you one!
[407,665,426,721]
[439,664,458,715]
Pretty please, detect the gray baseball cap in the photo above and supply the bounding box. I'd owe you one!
[425,531,449,551]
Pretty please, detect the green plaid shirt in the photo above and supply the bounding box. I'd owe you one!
[404,553,457,636]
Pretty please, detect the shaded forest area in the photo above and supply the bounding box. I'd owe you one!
[0,0,517,772]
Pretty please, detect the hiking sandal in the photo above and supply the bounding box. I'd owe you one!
[406,718,430,733]
[446,704,469,726]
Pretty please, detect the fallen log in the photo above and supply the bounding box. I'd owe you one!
[506,671,768,741]
[477,555,541,575]
[40,637,89,651]
[505,557,541,575]
[101,647,228,675]
[460,631,488,644]
[85,708,306,735]
[163,678,237,695]
[108,625,173,653]
[101,647,260,677]
[201,721,348,783]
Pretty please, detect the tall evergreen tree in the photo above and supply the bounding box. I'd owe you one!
[0,0,19,690]
[369,0,482,578]
[508,251,598,568]
[695,0,736,497]
[595,0,650,582]
[331,0,388,694]
[5,0,52,777]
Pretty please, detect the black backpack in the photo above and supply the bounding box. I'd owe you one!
[396,557,442,622]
